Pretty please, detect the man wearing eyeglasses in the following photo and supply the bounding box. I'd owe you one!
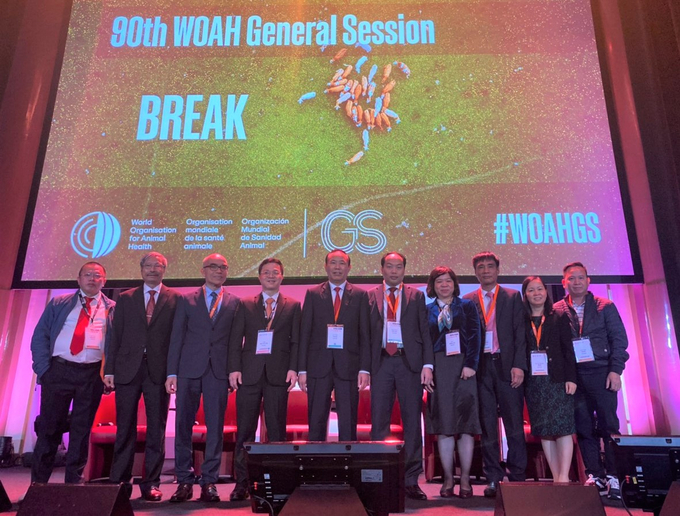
[104,252,180,501]
[165,253,240,503]
[227,258,301,501]
[30,262,115,484]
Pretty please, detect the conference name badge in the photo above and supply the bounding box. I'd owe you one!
[446,331,461,355]
[530,351,549,375]
[484,331,494,353]
[84,326,103,349]
[572,337,595,363]
[327,324,344,349]
[386,321,403,345]
[256,330,274,354]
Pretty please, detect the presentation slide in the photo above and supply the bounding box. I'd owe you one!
[19,0,635,282]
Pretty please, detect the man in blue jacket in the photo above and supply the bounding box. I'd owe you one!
[554,261,629,500]
[30,262,115,484]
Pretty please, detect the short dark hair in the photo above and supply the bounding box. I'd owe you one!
[78,261,106,277]
[325,248,351,266]
[472,252,500,269]
[258,257,284,275]
[521,276,553,316]
[380,251,406,268]
[140,252,167,269]
[563,261,588,277]
[426,266,460,299]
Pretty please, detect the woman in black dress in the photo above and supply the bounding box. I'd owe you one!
[521,276,577,483]
[425,266,482,498]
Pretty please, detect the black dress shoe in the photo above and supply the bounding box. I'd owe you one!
[230,485,249,501]
[483,481,498,498]
[200,483,221,502]
[170,483,193,503]
[405,485,428,500]
[141,486,163,501]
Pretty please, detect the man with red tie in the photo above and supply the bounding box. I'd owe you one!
[30,262,115,484]
[298,249,371,441]
[104,252,180,501]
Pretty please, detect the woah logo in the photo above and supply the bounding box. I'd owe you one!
[321,209,387,255]
[70,212,121,258]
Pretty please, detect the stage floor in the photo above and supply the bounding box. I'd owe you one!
[0,467,642,515]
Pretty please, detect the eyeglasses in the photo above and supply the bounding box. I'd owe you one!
[81,272,104,279]
[261,270,282,277]
[203,264,228,271]
[143,263,166,270]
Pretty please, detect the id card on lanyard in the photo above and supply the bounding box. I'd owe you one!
[256,330,274,354]
[82,295,103,349]
[327,324,344,349]
[568,296,594,363]
[446,331,461,355]
[530,316,548,375]
[478,288,498,353]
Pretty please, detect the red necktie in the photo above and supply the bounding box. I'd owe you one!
[146,290,156,324]
[333,287,341,322]
[386,287,398,356]
[70,297,92,355]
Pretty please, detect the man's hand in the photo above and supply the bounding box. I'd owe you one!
[461,367,476,380]
[298,372,307,392]
[510,367,524,388]
[286,370,298,392]
[565,381,577,395]
[421,368,434,392]
[606,372,622,392]
[103,376,115,389]
[165,376,177,394]
[229,372,242,391]
[358,372,370,390]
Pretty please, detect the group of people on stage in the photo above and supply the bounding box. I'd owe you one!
[29,249,629,504]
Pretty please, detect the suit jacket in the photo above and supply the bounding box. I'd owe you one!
[525,310,577,383]
[368,284,433,374]
[463,286,527,380]
[105,284,180,385]
[228,293,302,386]
[31,291,115,381]
[426,296,481,370]
[298,281,370,380]
[167,287,240,380]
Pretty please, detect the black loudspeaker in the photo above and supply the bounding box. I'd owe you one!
[17,484,133,516]
[0,480,11,512]
[495,482,606,516]
[660,481,680,516]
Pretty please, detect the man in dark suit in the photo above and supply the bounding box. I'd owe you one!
[368,252,434,500]
[463,252,527,497]
[298,249,370,441]
[227,258,301,501]
[165,253,240,503]
[30,262,115,484]
[104,252,180,501]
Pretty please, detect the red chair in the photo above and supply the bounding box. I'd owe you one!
[285,389,310,441]
[356,389,404,441]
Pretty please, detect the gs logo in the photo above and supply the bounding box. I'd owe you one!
[320,209,387,255]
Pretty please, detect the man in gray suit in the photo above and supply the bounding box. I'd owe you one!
[368,252,434,500]
[165,253,240,503]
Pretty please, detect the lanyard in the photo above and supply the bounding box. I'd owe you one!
[203,286,223,319]
[477,287,499,324]
[566,296,585,336]
[79,293,101,324]
[531,315,545,350]
[385,285,401,318]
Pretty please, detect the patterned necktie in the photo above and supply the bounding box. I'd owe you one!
[438,303,452,331]
[209,291,218,320]
[333,287,341,322]
[70,297,92,355]
[265,297,274,319]
[385,287,398,356]
[146,290,156,324]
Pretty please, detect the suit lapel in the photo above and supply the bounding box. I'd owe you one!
[148,285,168,327]
[133,287,147,325]
[375,286,385,319]
[399,285,409,317]
[255,294,267,328]
[271,294,286,330]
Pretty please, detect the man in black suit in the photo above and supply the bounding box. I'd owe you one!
[104,252,179,501]
[368,252,434,500]
[165,253,240,503]
[298,249,371,441]
[463,252,527,497]
[227,258,301,501]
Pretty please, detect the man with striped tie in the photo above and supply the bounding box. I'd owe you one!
[166,253,240,503]
[30,262,115,484]
[104,252,179,501]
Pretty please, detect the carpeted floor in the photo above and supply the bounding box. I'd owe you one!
[0,466,643,515]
